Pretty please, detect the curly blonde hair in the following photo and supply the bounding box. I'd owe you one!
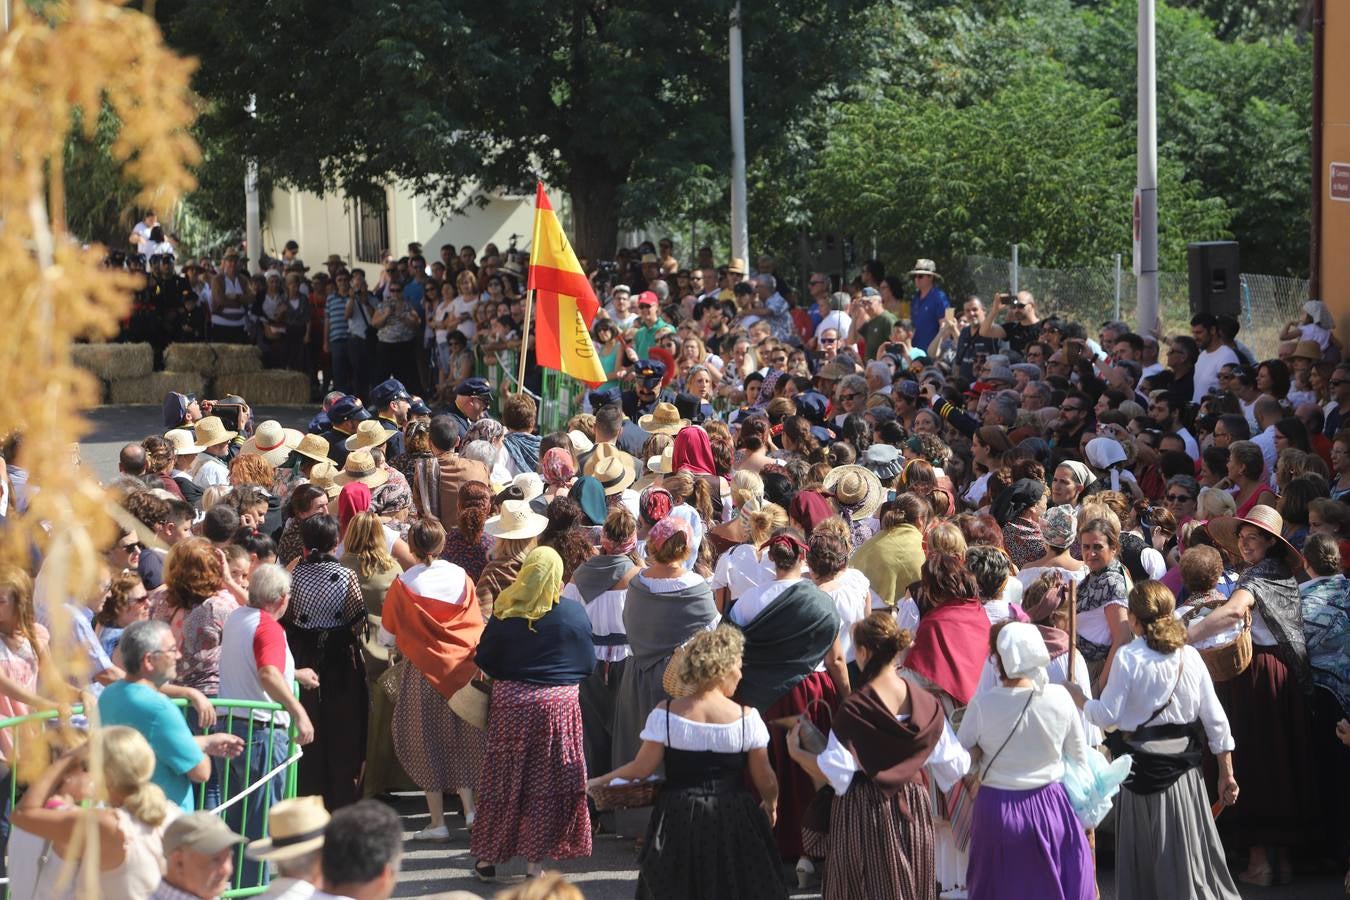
[678,624,745,691]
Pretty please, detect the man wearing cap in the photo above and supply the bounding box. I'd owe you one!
[632,291,674,359]
[448,376,492,435]
[906,258,949,354]
[369,378,411,458]
[622,359,670,421]
[320,396,371,468]
[149,812,247,900]
[192,416,238,490]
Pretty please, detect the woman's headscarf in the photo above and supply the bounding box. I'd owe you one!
[569,475,608,527]
[1058,460,1096,491]
[639,486,673,526]
[989,479,1046,528]
[996,621,1051,691]
[337,482,372,535]
[1040,504,1078,550]
[751,369,784,411]
[1085,438,1129,492]
[672,426,717,477]
[465,418,507,446]
[647,516,692,554]
[493,547,564,629]
[788,490,835,534]
[540,447,576,488]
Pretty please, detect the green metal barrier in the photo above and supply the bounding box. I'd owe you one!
[539,369,586,433]
[0,696,299,899]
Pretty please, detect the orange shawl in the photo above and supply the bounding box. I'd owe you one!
[381,572,484,699]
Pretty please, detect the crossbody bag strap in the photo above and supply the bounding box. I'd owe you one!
[982,691,1035,780]
[1139,654,1185,730]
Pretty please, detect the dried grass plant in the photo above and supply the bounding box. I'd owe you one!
[0,1,199,892]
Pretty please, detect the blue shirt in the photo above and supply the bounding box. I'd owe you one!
[36,602,114,696]
[911,285,950,352]
[325,294,350,342]
[401,279,425,317]
[99,681,204,811]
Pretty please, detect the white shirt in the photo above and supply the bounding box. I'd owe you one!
[1193,345,1239,403]
[815,310,853,342]
[376,561,467,647]
[709,544,772,601]
[1016,565,1086,591]
[258,877,318,900]
[450,296,479,339]
[730,576,825,672]
[818,568,871,663]
[1252,424,1277,476]
[817,715,969,796]
[957,684,1089,791]
[1176,426,1200,459]
[975,647,1102,746]
[1083,639,1234,754]
[639,706,770,752]
[562,581,630,662]
[193,454,230,490]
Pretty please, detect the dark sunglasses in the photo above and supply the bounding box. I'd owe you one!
[118,541,144,553]
[820,337,838,344]
[841,392,862,401]
[1009,302,1026,309]
[1165,493,1194,503]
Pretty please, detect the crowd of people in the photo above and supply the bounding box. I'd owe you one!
[1,237,1348,900]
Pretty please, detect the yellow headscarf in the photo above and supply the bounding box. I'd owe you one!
[493,546,564,629]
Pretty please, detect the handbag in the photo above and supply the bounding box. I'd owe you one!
[448,676,491,730]
[377,659,406,704]
[661,638,697,698]
[1181,600,1252,682]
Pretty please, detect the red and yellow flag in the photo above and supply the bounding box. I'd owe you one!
[526,183,606,386]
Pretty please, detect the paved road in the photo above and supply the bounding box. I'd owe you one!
[81,404,1344,899]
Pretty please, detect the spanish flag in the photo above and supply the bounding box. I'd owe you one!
[526,182,606,385]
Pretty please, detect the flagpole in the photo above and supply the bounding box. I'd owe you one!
[515,288,534,395]
[517,182,546,395]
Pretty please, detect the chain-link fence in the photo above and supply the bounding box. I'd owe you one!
[960,253,1309,360]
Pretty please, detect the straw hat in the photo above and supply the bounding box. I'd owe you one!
[646,445,674,475]
[244,796,328,862]
[293,433,332,466]
[307,461,342,499]
[1205,505,1304,571]
[335,449,389,488]
[822,465,883,520]
[727,258,747,275]
[907,258,941,279]
[239,420,303,467]
[192,416,237,448]
[638,402,689,436]
[511,472,544,502]
[164,428,205,455]
[567,430,594,455]
[343,419,395,452]
[484,499,549,540]
[587,454,637,496]
[1290,339,1323,363]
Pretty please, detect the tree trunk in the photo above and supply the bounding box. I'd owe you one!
[567,156,623,264]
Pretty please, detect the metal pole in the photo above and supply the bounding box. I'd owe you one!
[1309,0,1325,300]
[245,96,262,275]
[1136,0,1160,336]
[1114,253,1123,321]
[1010,243,1020,295]
[729,4,749,267]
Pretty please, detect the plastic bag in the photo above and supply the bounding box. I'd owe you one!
[1062,748,1132,828]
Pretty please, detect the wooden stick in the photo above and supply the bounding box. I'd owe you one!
[515,287,534,395]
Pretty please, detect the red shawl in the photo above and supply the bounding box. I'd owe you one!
[672,426,718,476]
[381,572,484,700]
[903,599,991,706]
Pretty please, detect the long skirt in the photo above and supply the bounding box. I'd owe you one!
[287,624,368,811]
[612,654,674,838]
[807,778,936,900]
[394,664,484,792]
[1213,645,1314,847]
[470,680,591,864]
[966,782,1093,900]
[361,653,416,798]
[760,670,838,860]
[1116,767,1238,900]
[579,657,626,779]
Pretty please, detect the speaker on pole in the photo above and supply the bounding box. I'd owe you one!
[1187,241,1240,318]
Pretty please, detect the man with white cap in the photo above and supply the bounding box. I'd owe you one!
[165,428,205,504]
[149,812,246,900]
[248,796,329,900]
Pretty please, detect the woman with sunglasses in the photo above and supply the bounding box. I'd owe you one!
[97,571,151,664]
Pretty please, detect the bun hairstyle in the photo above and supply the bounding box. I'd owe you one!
[1128,580,1187,654]
[852,612,913,684]
[457,481,492,542]
[679,623,745,691]
[730,469,764,509]
[880,492,928,531]
[764,527,808,571]
[300,514,340,558]
[1303,532,1341,577]
[737,416,771,452]
[102,725,169,827]
[746,503,789,547]
[648,529,690,565]
[408,518,447,560]
[603,505,637,545]
[806,532,849,580]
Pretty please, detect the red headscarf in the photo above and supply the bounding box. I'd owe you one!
[672,426,717,477]
[788,490,835,534]
[338,482,372,536]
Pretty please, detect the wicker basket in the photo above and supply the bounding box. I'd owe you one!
[589,776,665,811]
[1183,605,1253,683]
[448,678,491,729]
[661,639,696,698]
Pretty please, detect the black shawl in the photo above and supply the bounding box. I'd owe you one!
[734,580,840,711]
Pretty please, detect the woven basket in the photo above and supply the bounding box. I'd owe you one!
[448,678,491,730]
[661,639,696,698]
[589,777,665,811]
[1183,605,1253,683]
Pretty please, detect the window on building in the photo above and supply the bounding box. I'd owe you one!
[352,195,389,263]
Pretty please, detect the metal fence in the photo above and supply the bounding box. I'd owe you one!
[960,252,1310,360]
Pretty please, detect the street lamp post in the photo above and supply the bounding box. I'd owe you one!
[729,3,749,268]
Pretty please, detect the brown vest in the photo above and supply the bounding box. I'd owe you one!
[412,451,490,532]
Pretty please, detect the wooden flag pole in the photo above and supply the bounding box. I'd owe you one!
[515,287,534,395]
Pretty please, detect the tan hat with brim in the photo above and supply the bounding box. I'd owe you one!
[822,464,883,521]
[587,454,637,496]
[164,428,206,455]
[484,499,548,540]
[192,416,237,448]
[1204,505,1304,572]
[245,796,328,862]
[638,402,689,436]
[335,449,389,488]
[294,433,332,466]
[1290,339,1323,363]
[343,419,396,452]
[307,461,343,498]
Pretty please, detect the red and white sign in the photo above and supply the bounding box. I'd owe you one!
[1331,162,1350,202]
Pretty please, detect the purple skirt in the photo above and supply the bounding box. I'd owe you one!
[966,782,1093,900]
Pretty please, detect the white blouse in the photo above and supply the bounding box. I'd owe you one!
[818,568,871,664]
[640,706,770,752]
[709,544,773,601]
[562,583,629,663]
[1016,565,1087,591]
[1083,638,1234,754]
[975,651,1102,747]
[957,684,1090,791]
[817,716,969,796]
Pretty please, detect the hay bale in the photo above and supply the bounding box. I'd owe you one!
[107,371,205,405]
[70,343,153,380]
[164,343,263,376]
[215,370,312,405]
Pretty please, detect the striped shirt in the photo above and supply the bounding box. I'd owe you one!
[326,293,350,342]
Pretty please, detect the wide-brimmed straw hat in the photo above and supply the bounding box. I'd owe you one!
[1205,505,1304,571]
[512,472,544,502]
[239,420,303,467]
[822,465,883,520]
[245,796,328,862]
[293,433,332,466]
[335,449,389,488]
[307,461,342,498]
[907,258,941,278]
[646,445,674,476]
[164,428,205,455]
[587,454,637,496]
[638,402,689,436]
[485,499,549,540]
[343,419,395,452]
[192,416,237,448]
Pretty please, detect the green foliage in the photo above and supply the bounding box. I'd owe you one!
[63,107,141,247]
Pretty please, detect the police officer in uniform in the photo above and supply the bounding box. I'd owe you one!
[621,359,673,422]
[448,376,493,436]
[320,395,371,468]
[369,378,412,458]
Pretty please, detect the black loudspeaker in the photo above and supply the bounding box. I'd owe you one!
[1187,241,1240,318]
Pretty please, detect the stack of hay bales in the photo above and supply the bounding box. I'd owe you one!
[69,343,203,405]
[167,343,310,404]
[214,370,312,404]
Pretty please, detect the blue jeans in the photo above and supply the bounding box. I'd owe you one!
[185,705,221,811]
[221,715,291,889]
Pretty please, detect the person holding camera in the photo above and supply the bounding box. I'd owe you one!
[979,290,1043,357]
